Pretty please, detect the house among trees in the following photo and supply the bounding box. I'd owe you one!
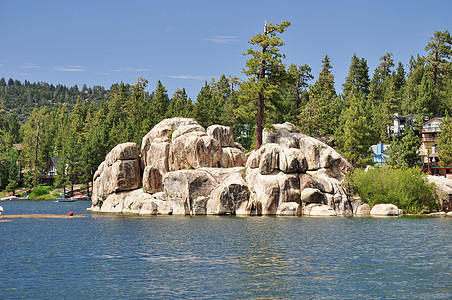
[37,157,60,186]
[388,114,417,141]
[418,117,452,176]
[371,142,389,166]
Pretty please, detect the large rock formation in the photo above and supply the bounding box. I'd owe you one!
[91,142,141,206]
[90,119,357,216]
[245,123,353,215]
[427,175,452,212]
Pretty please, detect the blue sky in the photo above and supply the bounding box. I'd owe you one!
[1,0,451,99]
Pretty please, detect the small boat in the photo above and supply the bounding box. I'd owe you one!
[56,194,76,202]
[1,195,18,201]
[69,192,90,201]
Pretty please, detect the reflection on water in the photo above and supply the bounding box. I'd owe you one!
[0,201,451,299]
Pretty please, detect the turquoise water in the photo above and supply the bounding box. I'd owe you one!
[1,200,451,299]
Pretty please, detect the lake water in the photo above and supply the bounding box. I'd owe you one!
[1,200,451,299]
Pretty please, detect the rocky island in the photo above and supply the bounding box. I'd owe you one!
[89,117,381,216]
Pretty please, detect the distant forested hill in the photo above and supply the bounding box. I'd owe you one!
[0,77,109,122]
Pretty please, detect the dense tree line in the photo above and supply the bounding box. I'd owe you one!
[0,28,451,193]
[0,78,108,123]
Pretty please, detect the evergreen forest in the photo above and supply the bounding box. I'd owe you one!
[0,27,451,195]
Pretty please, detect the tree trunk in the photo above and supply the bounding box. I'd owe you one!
[33,123,40,187]
[296,80,301,109]
[254,22,268,150]
[256,92,264,149]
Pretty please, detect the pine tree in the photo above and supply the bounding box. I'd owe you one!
[151,80,170,122]
[369,52,397,142]
[335,91,374,167]
[424,30,452,87]
[284,63,313,125]
[387,129,421,168]
[211,74,238,127]
[403,55,425,115]
[343,53,370,100]
[299,55,338,138]
[126,76,150,145]
[241,20,291,149]
[194,81,219,128]
[167,88,193,118]
[439,114,452,166]
[20,107,49,187]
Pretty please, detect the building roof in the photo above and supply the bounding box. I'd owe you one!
[50,157,60,166]
[421,117,443,127]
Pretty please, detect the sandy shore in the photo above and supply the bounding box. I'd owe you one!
[1,214,88,219]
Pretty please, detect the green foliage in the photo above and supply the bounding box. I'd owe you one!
[387,129,421,168]
[0,28,450,190]
[0,79,108,123]
[167,88,193,118]
[29,185,54,199]
[240,20,291,149]
[335,90,374,167]
[335,54,375,166]
[299,55,339,137]
[348,167,437,214]
[424,30,452,87]
[193,81,219,128]
[439,114,452,166]
[343,53,370,98]
[151,80,170,123]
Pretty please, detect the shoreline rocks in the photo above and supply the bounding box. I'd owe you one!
[370,204,403,216]
[90,118,401,217]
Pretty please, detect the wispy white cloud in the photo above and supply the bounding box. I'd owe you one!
[55,65,86,72]
[204,35,240,44]
[161,74,210,80]
[6,72,30,76]
[94,72,111,76]
[112,67,150,72]
[21,63,40,69]
[0,64,4,67]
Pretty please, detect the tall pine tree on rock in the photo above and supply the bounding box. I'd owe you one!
[241,20,291,149]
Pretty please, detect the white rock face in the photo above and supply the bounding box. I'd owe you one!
[91,119,355,216]
[169,134,222,170]
[163,169,218,215]
[142,166,163,194]
[137,118,246,198]
[277,202,301,216]
[219,147,246,168]
[207,125,234,147]
[92,143,141,206]
[370,204,402,216]
[207,173,249,215]
[92,189,171,215]
[304,204,337,216]
[355,203,371,216]
[427,175,452,212]
[140,117,199,171]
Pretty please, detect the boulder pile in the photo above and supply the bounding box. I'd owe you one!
[90,118,366,216]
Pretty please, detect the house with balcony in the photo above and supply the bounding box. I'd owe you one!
[388,113,417,141]
[418,117,452,176]
[37,157,60,186]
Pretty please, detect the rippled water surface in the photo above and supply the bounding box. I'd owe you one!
[1,200,451,299]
